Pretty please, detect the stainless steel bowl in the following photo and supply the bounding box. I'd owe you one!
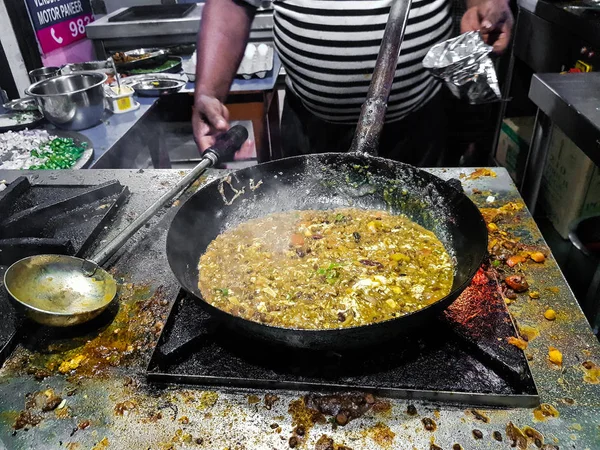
[132,79,185,97]
[28,66,60,83]
[26,72,107,131]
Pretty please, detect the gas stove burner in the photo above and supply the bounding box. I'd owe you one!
[147,281,539,408]
[0,177,129,365]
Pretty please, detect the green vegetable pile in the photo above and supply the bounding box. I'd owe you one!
[128,58,179,74]
[28,137,87,169]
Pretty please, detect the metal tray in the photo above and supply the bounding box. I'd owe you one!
[3,98,39,112]
[124,56,183,76]
[131,79,185,97]
[112,48,168,71]
[108,4,196,22]
[0,111,44,132]
[49,129,94,169]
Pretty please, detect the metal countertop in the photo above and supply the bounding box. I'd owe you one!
[517,0,600,48]
[86,5,274,40]
[0,168,599,449]
[529,72,600,167]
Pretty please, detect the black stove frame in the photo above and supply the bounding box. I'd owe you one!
[147,285,540,408]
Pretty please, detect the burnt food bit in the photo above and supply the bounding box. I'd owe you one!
[288,436,299,448]
[422,417,437,431]
[335,412,349,426]
[406,404,418,416]
[353,232,361,242]
[315,435,334,450]
[505,275,529,292]
[13,411,42,430]
[264,394,279,410]
[40,390,63,412]
[472,429,483,439]
[294,425,305,436]
[305,393,377,425]
[492,431,503,441]
[452,445,463,450]
[471,409,490,423]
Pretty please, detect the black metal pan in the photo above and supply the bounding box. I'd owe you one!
[167,154,487,349]
[165,0,488,349]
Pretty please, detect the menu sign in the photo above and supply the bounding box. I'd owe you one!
[25,0,95,53]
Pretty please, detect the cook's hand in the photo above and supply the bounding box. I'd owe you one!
[192,94,230,152]
[461,0,514,54]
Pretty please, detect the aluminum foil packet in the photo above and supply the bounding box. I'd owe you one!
[422,31,501,104]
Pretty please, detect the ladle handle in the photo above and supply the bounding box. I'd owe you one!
[349,0,413,156]
[90,125,248,267]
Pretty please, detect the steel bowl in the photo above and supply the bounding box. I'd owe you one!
[28,66,60,83]
[26,72,107,131]
[4,254,117,327]
[132,79,185,97]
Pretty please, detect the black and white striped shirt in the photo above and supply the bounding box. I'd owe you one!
[244,0,453,123]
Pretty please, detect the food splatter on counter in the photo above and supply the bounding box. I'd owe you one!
[0,167,599,449]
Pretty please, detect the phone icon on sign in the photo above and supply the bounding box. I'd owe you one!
[51,28,63,44]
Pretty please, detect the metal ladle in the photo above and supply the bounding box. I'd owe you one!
[3,126,248,327]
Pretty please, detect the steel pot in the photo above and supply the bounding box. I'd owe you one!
[26,72,107,131]
[28,66,60,83]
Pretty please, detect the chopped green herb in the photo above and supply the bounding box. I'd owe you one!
[28,138,87,170]
[334,213,346,223]
[317,263,342,283]
[492,259,501,267]
[214,288,229,296]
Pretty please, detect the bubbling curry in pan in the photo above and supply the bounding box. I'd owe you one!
[198,208,453,329]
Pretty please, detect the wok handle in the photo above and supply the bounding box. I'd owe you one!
[203,125,249,163]
[89,125,248,267]
[349,0,412,156]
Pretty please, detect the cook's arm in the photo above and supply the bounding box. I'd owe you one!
[193,0,257,150]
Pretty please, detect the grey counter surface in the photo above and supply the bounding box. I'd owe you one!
[0,167,599,449]
[529,72,600,167]
[78,97,157,166]
[59,66,280,168]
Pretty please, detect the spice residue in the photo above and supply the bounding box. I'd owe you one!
[314,434,353,450]
[288,398,326,440]
[470,409,490,423]
[197,391,219,410]
[460,168,497,180]
[548,347,563,366]
[366,422,395,447]
[248,395,260,404]
[7,283,170,380]
[582,361,600,384]
[544,309,557,321]
[114,400,137,416]
[13,388,64,430]
[506,422,528,449]
[507,336,528,350]
[523,426,544,447]
[533,403,560,421]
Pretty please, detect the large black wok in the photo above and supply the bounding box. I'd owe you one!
[167,155,487,349]
[166,0,488,349]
